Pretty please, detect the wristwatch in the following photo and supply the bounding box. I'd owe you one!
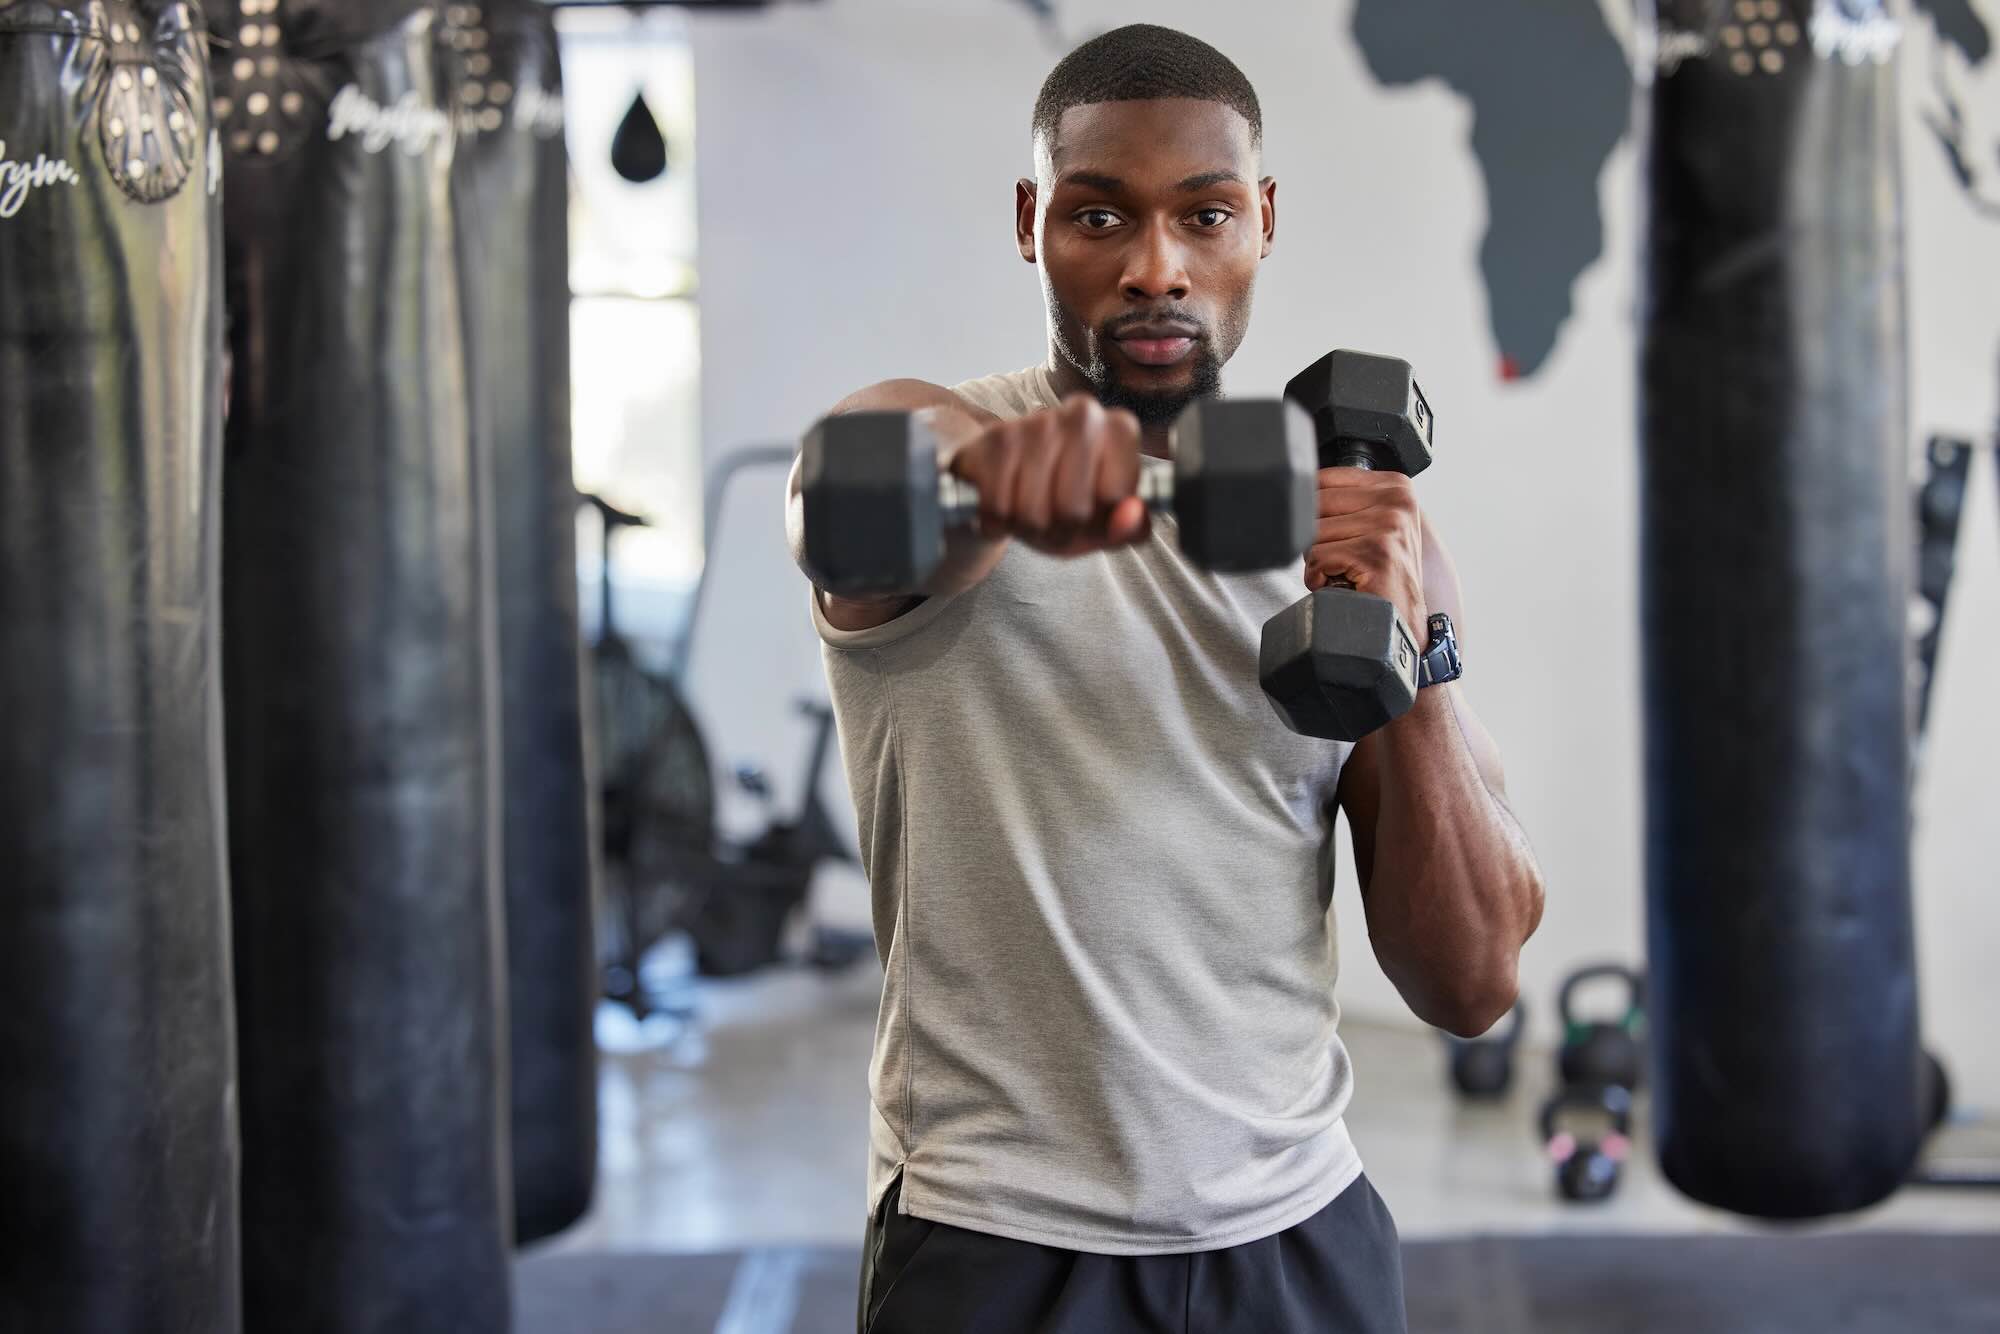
[1417,612,1463,688]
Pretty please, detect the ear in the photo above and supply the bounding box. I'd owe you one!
[1016,178,1038,263]
[1259,176,1277,259]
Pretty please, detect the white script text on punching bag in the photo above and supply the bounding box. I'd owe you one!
[325,86,453,156]
[0,143,79,218]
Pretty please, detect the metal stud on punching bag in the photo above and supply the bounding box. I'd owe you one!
[215,1,512,1326]
[444,0,599,1245]
[0,6,237,1330]
[1636,0,1922,1217]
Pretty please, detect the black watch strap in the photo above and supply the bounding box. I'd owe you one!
[1417,612,1463,688]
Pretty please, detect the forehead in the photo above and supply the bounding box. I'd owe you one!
[1040,98,1257,184]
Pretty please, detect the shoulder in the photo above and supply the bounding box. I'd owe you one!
[948,366,1057,422]
[828,378,975,416]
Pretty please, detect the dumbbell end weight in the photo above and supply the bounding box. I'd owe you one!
[1259,589,1420,741]
[801,411,949,597]
[1172,396,1319,571]
[1284,350,1437,478]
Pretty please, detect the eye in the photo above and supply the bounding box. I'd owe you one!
[1075,208,1123,231]
[1190,208,1232,228]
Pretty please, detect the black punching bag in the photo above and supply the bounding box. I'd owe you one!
[215,1,512,1327]
[1636,0,1921,1218]
[444,0,598,1245]
[0,6,237,1330]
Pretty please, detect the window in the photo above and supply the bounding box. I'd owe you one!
[558,7,702,653]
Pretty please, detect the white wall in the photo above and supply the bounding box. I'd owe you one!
[680,0,2000,1107]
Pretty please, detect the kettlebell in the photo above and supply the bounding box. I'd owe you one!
[1446,998,1526,1099]
[1540,1082,1633,1203]
[1921,1047,1952,1134]
[1557,962,1645,1090]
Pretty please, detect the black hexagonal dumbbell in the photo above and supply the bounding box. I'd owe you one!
[799,397,1319,597]
[1259,350,1437,741]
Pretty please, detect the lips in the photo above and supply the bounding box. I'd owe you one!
[1113,323,1201,368]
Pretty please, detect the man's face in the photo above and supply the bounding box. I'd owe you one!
[1018,99,1277,425]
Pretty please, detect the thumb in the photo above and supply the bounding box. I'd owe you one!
[1104,495,1149,544]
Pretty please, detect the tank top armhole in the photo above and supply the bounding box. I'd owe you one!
[809,583,962,651]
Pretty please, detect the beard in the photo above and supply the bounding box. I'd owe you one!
[1050,297,1228,426]
[1091,344,1224,426]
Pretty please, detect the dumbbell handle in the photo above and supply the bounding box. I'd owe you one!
[1326,440,1399,473]
[936,464,1175,532]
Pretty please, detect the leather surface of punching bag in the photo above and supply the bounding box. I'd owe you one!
[1636,0,1921,1218]
[444,0,599,1246]
[215,0,512,1326]
[0,3,238,1329]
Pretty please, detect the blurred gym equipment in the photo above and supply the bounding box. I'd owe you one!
[1555,963,1645,1092]
[450,0,600,1247]
[1636,0,1923,1219]
[611,89,668,181]
[1444,999,1526,1100]
[1539,1083,1633,1204]
[0,5,238,1328]
[587,463,867,1018]
[218,2,511,1325]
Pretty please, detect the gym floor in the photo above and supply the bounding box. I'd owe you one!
[530,955,1998,1268]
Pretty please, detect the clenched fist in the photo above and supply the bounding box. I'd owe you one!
[938,392,1150,557]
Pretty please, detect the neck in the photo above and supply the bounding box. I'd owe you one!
[1043,353,1174,459]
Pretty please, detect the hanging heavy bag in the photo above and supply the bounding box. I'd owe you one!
[1636,0,1922,1218]
[0,5,236,1330]
[215,0,511,1326]
[444,0,598,1246]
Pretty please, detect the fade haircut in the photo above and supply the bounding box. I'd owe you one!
[1031,24,1263,154]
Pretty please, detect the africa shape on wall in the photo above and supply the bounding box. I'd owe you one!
[1350,0,1629,384]
[1349,0,1997,384]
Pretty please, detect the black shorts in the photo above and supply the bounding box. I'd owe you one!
[857,1171,1409,1334]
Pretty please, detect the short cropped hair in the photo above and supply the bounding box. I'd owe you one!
[1031,24,1263,152]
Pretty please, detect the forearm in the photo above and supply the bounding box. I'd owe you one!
[1359,684,1544,1036]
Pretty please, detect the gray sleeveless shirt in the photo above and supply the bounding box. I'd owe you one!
[813,365,1361,1254]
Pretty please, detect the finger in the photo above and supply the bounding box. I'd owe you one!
[1036,498,1149,557]
[1315,473,1414,517]
[1050,400,1104,527]
[1102,494,1149,545]
[1312,512,1424,552]
[968,426,1022,531]
[1093,408,1143,508]
[1008,418,1061,533]
[1304,533,1397,587]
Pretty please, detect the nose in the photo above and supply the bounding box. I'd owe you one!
[1120,220,1190,303]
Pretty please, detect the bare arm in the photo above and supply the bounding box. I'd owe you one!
[785,380,1008,632]
[1334,520,1546,1038]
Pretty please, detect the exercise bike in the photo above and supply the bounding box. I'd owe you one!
[581,475,868,1021]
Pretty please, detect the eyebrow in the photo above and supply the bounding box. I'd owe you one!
[1058,169,1249,195]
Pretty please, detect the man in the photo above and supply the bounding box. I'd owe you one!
[784,23,1545,1333]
